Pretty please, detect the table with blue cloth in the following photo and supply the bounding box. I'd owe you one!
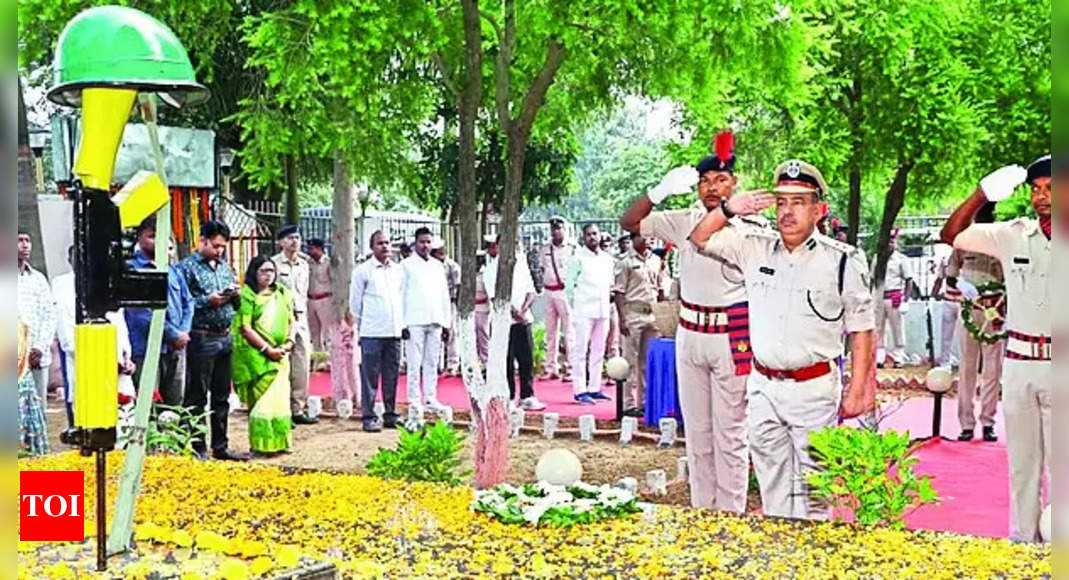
[644,337,683,427]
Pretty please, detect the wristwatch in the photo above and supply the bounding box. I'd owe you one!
[720,197,735,219]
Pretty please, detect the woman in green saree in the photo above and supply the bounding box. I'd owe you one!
[232,255,296,455]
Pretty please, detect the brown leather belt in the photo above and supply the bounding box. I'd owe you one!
[753,360,832,382]
[192,327,230,336]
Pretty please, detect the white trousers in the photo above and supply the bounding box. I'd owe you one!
[676,329,748,512]
[1003,358,1051,543]
[544,290,574,375]
[939,301,961,366]
[748,369,841,520]
[406,324,443,414]
[306,296,333,352]
[875,297,906,363]
[956,309,1004,430]
[570,317,609,395]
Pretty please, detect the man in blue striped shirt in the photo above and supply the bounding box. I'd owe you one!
[125,217,195,408]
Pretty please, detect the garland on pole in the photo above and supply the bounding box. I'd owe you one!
[960,281,1007,345]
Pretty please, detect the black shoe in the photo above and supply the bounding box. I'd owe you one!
[213,449,250,461]
[382,417,398,429]
[957,429,974,441]
[623,407,644,418]
[363,421,382,433]
[589,392,611,401]
[983,426,998,442]
[192,448,209,461]
[292,413,319,425]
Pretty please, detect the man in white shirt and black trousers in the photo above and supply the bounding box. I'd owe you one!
[350,230,405,432]
[400,227,453,426]
[484,234,547,411]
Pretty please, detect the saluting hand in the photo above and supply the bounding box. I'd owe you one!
[725,190,775,216]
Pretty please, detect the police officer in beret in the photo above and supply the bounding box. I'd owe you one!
[940,154,1051,543]
[619,131,759,513]
[690,159,877,520]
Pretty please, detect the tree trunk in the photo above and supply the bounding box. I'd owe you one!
[456,0,509,488]
[328,153,357,410]
[871,162,913,291]
[285,154,300,225]
[847,163,861,247]
[845,75,863,247]
[18,77,46,275]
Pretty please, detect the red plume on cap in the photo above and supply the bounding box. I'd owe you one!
[831,217,841,229]
[714,131,734,162]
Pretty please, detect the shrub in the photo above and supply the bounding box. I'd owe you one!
[365,421,471,485]
[118,404,209,458]
[807,426,938,528]
[532,323,547,374]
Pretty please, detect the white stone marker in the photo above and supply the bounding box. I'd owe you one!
[306,395,322,419]
[657,417,677,448]
[619,417,638,445]
[438,406,454,425]
[676,456,689,480]
[646,469,668,495]
[336,399,353,420]
[542,413,560,439]
[615,477,639,494]
[578,414,596,442]
[509,407,525,437]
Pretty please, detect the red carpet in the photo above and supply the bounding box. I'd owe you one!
[312,371,1013,538]
[308,372,620,419]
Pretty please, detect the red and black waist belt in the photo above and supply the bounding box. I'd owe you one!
[308,292,332,300]
[544,283,565,291]
[753,359,833,382]
[678,299,752,376]
[476,297,488,305]
[1006,330,1052,361]
[884,289,904,309]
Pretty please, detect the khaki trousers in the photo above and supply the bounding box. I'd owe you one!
[875,296,906,363]
[622,313,656,410]
[675,328,748,513]
[956,310,1004,430]
[1002,358,1051,543]
[543,290,573,375]
[747,369,840,520]
[289,320,311,415]
[306,296,333,352]
[475,306,490,365]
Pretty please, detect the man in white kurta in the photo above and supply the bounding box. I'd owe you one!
[400,228,453,422]
[566,224,616,403]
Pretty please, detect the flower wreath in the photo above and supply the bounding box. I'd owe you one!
[960,281,1007,345]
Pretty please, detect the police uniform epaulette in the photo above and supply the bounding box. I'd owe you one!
[814,235,857,255]
[1008,217,1037,231]
[736,214,769,228]
[743,227,779,241]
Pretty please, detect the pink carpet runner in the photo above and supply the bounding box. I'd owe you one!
[311,372,1012,537]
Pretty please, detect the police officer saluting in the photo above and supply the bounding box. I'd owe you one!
[940,155,1051,543]
[690,159,877,520]
[620,131,755,513]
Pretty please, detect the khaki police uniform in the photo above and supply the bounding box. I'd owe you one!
[273,251,312,415]
[700,226,874,520]
[640,203,755,512]
[538,241,575,377]
[954,217,1050,542]
[307,253,333,351]
[874,250,911,364]
[946,249,1005,433]
[936,252,961,366]
[475,260,490,365]
[612,249,662,411]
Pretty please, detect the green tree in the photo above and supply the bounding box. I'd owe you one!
[788,0,1049,288]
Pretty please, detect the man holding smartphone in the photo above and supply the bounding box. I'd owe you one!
[180,220,248,461]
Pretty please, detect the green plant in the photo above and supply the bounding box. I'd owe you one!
[807,427,938,529]
[118,404,209,458]
[531,323,547,375]
[365,421,471,486]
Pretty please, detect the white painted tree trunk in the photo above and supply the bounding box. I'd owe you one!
[329,155,357,408]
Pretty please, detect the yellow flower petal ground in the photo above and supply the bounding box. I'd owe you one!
[18,453,1050,579]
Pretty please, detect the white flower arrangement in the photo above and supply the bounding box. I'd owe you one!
[472,481,642,527]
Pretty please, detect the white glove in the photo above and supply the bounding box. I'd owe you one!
[979,164,1027,202]
[957,280,979,301]
[648,166,699,204]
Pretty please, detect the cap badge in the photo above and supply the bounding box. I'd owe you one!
[786,161,801,178]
